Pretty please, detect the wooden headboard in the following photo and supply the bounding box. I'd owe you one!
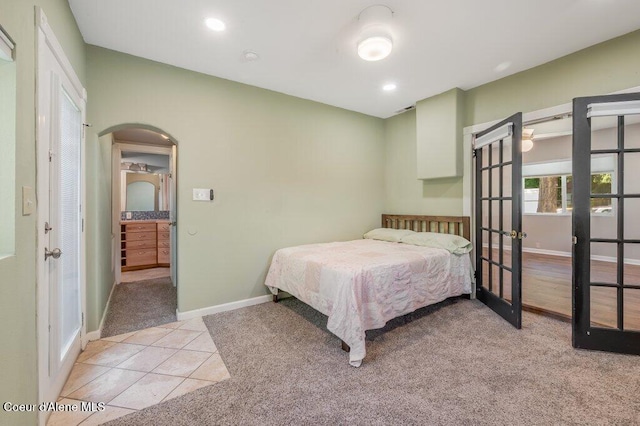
[381,214,471,241]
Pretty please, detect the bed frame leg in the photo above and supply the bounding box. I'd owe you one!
[341,340,350,352]
[273,291,279,303]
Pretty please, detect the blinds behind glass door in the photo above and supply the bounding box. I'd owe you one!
[58,86,82,359]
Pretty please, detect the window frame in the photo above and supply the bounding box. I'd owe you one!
[522,157,616,217]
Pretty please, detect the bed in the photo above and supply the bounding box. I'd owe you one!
[264,214,475,367]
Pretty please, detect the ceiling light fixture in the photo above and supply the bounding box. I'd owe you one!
[242,50,260,62]
[205,17,226,32]
[522,128,534,152]
[383,83,397,91]
[357,5,394,62]
[495,61,511,72]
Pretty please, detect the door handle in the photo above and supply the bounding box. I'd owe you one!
[45,247,62,260]
[170,221,176,226]
[510,230,527,240]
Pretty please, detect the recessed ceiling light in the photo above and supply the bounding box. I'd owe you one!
[205,17,226,32]
[495,61,511,72]
[383,83,397,91]
[242,50,260,62]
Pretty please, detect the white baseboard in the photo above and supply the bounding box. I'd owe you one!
[84,329,101,343]
[591,254,640,266]
[522,247,571,258]
[177,294,272,321]
[82,280,117,346]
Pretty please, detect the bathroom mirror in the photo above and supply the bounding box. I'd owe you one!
[121,171,170,212]
[120,152,170,212]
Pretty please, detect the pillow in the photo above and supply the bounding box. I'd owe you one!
[400,232,472,255]
[363,228,415,243]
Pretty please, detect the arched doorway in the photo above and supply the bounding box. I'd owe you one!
[100,124,179,335]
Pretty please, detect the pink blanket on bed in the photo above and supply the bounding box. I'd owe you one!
[264,239,474,366]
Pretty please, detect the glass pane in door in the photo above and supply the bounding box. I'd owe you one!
[59,87,82,359]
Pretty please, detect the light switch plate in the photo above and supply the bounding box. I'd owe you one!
[193,188,213,201]
[22,186,35,215]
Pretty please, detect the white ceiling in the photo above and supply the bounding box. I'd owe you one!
[69,0,640,118]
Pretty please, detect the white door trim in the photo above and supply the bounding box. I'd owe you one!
[111,140,121,284]
[36,7,87,423]
[112,141,173,285]
[36,8,85,100]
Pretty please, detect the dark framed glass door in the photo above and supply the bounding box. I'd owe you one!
[573,93,640,355]
[474,113,524,328]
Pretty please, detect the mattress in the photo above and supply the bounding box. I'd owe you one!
[264,238,474,366]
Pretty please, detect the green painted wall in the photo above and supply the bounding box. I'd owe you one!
[0,58,16,256]
[0,1,85,425]
[465,29,640,125]
[416,88,465,179]
[384,29,640,217]
[383,109,464,215]
[84,132,114,332]
[85,46,385,318]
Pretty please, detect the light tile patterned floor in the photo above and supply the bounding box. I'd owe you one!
[47,317,229,425]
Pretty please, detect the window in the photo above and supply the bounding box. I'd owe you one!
[522,158,614,216]
[524,176,565,214]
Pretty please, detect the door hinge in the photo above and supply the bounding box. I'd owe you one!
[572,236,578,245]
[48,150,53,162]
[81,313,84,327]
[82,218,84,232]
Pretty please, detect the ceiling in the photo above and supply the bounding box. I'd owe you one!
[69,1,640,118]
[113,128,174,146]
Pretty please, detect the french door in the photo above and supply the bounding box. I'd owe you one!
[37,11,86,406]
[573,93,640,354]
[474,113,524,328]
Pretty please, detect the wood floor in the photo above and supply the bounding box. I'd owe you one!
[481,250,640,331]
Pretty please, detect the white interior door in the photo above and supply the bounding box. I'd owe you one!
[170,145,177,286]
[37,11,86,408]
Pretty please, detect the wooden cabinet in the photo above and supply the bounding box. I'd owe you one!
[121,220,171,271]
[157,221,171,266]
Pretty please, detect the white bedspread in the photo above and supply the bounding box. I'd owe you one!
[264,239,474,366]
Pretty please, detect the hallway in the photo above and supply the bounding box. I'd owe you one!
[102,268,177,338]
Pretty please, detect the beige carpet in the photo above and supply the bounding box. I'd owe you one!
[105,297,640,425]
[101,277,177,337]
